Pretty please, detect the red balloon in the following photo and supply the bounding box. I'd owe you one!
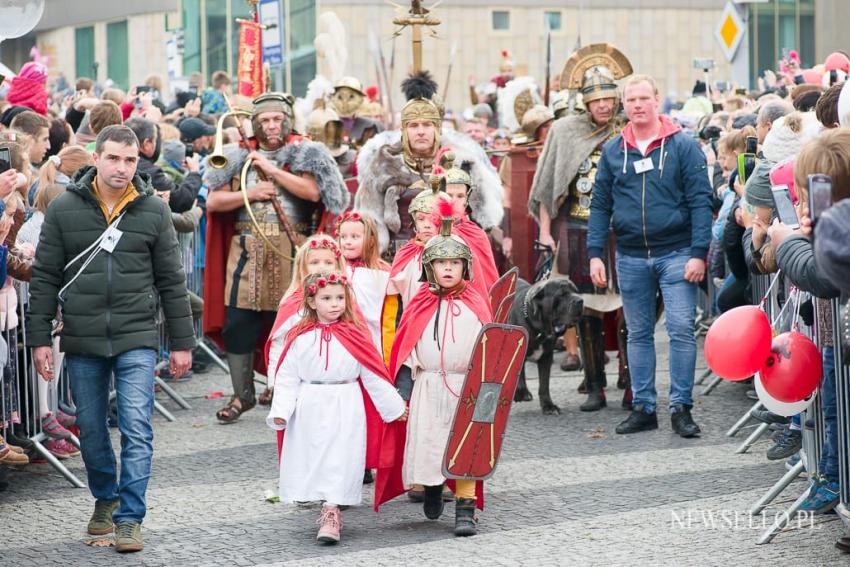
[760,332,823,403]
[705,306,772,380]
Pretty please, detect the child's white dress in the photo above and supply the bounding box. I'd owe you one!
[348,265,390,352]
[267,329,404,505]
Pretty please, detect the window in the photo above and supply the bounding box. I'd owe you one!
[75,26,95,79]
[182,0,202,75]
[492,10,510,31]
[106,20,129,90]
[544,11,561,32]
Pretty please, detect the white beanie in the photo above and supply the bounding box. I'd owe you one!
[762,111,821,164]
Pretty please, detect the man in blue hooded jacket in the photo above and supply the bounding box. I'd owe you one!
[587,74,712,438]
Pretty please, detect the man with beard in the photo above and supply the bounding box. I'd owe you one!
[125,117,202,214]
[528,43,634,412]
[203,93,348,423]
[355,71,503,256]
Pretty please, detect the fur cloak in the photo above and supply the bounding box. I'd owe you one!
[527,114,620,220]
[203,139,350,215]
[355,130,503,251]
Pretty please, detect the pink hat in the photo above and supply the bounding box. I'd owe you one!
[824,52,850,73]
[770,160,797,204]
[17,62,48,84]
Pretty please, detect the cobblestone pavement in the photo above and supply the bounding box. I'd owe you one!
[1,331,847,566]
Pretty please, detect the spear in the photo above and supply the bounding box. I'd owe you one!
[441,40,458,102]
[369,30,395,128]
[543,21,552,106]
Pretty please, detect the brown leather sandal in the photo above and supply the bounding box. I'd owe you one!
[258,387,274,406]
[216,397,255,424]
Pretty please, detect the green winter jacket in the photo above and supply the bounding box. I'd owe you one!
[26,166,196,357]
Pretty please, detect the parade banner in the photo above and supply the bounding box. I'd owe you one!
[237,20,264,97]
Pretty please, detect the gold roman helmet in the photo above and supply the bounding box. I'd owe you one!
[331,76,366,118]
[253,92,295,119]
[560,43,633,105]
[401,97,442,165]
[420,199,473,286]
[408,183,442,216]
[307,101,346,156]
[440,152,472,188]
[511,105,554,144]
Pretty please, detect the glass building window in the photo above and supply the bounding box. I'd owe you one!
[75,26,95,80]
[106,20,129,90]
[492,11,510,31]
[182,0,201,75]
[749,0,815,88]
[544,11,561,32]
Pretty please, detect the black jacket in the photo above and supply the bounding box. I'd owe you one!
[722,199,748,281]
[26,166,196,357]
[775,235,840,299]
[136,156,202,214]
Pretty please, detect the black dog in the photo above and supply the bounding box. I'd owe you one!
[509,277,584,414]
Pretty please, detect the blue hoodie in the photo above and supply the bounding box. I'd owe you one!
[587,115,713,261]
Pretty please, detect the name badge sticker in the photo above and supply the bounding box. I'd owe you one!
[634,157,654,174]
[99,225,123,253]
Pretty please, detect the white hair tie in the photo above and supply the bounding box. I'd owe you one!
[49,154,61,167]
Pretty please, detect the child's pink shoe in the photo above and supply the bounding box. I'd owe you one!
[316,506,341,544]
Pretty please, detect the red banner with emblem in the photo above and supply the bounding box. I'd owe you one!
[237,20,264,97]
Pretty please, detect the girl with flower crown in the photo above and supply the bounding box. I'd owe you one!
[266,272,407,544]
[335,211,391,353]
[264,235,347,389]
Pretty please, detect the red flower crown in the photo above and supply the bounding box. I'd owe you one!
[305,272,350,296]
[334,210,364,237]
[308,237,342,258]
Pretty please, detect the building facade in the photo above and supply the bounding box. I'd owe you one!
[0,0,179,92]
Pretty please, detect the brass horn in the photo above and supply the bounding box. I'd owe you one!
[208,109,253,169]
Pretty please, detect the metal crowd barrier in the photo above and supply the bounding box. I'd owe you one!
[0,217,215,489]
[832,298,850,532]
[715,271,846,544]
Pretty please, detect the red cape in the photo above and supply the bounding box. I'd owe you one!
[263,289,304,368]
[454,218,499,301]
[388,239,424,281]
[375,282,492,511]
[274,320,392,469]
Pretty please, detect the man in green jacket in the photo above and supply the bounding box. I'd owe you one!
[27,125,195,553]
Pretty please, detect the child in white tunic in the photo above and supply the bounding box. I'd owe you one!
[336,211,391,353]
[266,272,406,544]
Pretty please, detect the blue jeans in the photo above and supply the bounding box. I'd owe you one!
[819,347,838,482]
[67,348,157,524]
[616,249,698,413]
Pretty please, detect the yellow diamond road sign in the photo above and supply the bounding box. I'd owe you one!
[715,2,745,62]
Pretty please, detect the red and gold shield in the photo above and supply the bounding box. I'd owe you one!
[489,267,519,324]
[443,323,528,480]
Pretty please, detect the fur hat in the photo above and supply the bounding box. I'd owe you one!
[762,111,820,163]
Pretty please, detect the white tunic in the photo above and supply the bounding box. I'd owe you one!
[266,329,405,505]
[266,310,301,378]
[347,266,390,353]
[386,253,424,306]
[403,299,482,487]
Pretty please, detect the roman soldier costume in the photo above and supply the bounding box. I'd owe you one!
[354,71,503,255]
[331,76,383,149]
[527,43,634,410]
[203,92,349,424]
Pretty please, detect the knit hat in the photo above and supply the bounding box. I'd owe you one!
[162,140,186,164]
[178,117,216,142]
[744,160,775,209]
[814,199,850,295]
[761,112,820,163]
[6,62,48,116]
